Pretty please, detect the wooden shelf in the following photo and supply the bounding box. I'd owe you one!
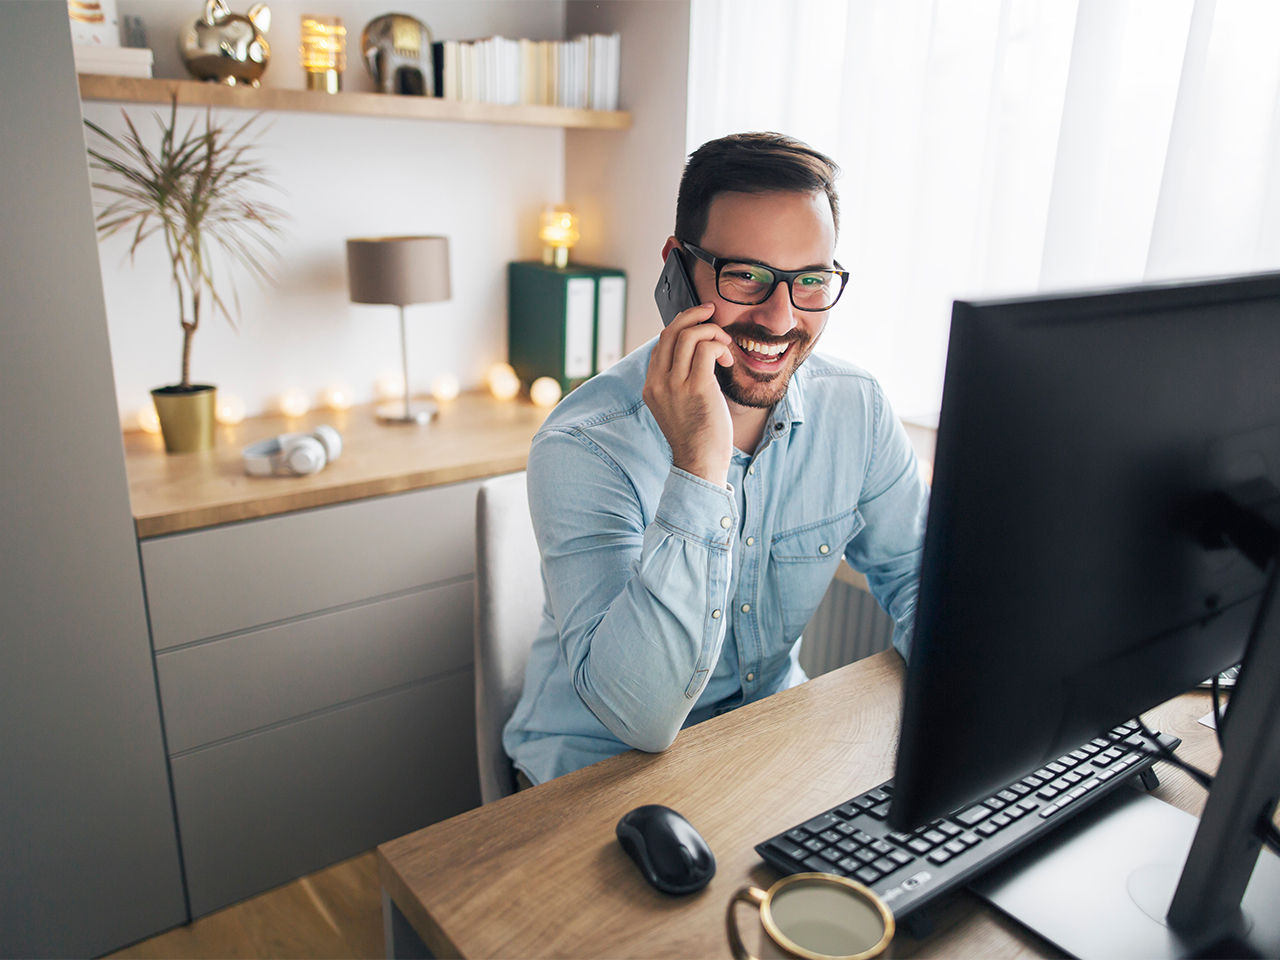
[79,74,631,130]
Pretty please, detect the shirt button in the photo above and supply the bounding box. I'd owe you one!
[746,536,755,546]
[720,516,732,529]
[819,544,830,554]
[747,465,755,475]
[746,672,755,682]
[711,609,722,619]
[741,603,751,613]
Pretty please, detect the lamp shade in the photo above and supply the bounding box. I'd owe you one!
[346,236,451,306]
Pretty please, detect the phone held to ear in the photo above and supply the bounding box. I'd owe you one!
[654,247,700,327]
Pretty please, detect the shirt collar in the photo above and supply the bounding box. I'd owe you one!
[774,360,807,426]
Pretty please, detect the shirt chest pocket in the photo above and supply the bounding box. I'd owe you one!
[768,508,866,640]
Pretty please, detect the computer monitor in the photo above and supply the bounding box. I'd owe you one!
[888,271,1280,956]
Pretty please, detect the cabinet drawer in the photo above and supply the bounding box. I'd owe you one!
[142,480,482,651]
[170,671,479,918]
[156,578,473,754]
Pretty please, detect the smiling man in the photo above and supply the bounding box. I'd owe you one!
[504,133,930,786]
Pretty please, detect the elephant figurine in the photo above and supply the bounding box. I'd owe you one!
[179,0,271,87]
[361,13,434,96]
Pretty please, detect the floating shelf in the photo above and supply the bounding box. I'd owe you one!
[78,74,631,130]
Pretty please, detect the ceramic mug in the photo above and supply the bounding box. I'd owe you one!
[726,873,895,960]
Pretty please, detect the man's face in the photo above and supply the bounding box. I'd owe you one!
[690,189,838,410]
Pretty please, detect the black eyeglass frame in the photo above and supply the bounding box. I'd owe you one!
[679,240,850,312]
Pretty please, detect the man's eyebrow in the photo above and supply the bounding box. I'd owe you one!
[720,252,836,271]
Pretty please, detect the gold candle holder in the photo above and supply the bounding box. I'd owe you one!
[300,14,346,93]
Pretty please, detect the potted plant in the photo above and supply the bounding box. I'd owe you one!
[85,97,285,452]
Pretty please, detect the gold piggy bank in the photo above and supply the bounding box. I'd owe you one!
[180,0,271,86]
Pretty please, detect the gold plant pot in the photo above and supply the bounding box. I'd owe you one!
[151,384,216,453]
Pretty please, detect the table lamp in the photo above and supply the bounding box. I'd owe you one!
[346,235,451,425]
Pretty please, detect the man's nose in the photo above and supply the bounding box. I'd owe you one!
[752,281,798,334]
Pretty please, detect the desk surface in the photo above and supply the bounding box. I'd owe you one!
[378,651,1227,959]
[122,391,548,538]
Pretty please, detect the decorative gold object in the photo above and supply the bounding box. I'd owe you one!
[361,13,434,95]
[151,385,216,453]
[300,14,346,93]
[539,205,580,268]
[179,0,271,87]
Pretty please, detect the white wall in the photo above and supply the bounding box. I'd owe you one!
[565,0,691,354]
[93,1,571,423]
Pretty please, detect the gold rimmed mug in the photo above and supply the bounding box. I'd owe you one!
[726,872,895,960]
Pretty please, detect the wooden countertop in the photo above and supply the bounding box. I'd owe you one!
[123,391,549,539]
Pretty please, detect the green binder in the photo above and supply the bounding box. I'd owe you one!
[508,261,627,392]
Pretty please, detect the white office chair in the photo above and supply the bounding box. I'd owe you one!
[474,471,543,803]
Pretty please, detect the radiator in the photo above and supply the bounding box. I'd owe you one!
[798,574,895,677]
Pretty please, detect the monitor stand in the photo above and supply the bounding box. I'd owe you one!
[969,786,1280,959]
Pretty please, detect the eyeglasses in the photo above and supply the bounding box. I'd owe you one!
[681,241,848,312]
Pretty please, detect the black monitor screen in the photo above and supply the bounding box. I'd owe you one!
[891,272,1280,830]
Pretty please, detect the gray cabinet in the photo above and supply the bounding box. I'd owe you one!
[140,480,486,917]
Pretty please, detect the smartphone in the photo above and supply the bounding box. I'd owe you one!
[654,248,700,327]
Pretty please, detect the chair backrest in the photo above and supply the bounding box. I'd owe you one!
[474,471,543,803]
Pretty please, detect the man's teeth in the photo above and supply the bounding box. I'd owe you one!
[737,338,789,357]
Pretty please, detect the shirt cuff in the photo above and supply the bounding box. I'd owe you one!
[654,466,738,549]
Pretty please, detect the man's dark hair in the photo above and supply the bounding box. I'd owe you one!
[674,132,841,245]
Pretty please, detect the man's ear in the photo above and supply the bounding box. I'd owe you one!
[660,236,680,262]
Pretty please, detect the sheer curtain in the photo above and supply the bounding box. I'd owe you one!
[687,0,1280,418]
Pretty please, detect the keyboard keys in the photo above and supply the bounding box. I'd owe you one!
[945,839,967,855]
[802,813,841,834]
[805,855,832,872]
[866,802,891,820]
[956,804,991,826]
[873,856,899,874]
[907,837,932,855]
[785,829,808,844]
[855,865,882,884]
[927,848,952,865]
[888,849,915,866]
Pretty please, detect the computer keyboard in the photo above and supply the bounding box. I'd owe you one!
[755,719,1181,919]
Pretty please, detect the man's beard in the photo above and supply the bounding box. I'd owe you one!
[714,325,814,409]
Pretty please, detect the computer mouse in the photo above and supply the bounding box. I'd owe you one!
[615,803,716,895]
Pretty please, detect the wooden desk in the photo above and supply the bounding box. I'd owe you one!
[377,651,1232,959]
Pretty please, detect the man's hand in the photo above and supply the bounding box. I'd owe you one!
[643,303,735,487]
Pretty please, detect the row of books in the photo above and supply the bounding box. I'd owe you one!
[433,33,621,111]
[72,43,153,77]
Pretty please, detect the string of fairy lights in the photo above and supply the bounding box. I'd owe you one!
[132,363,563,434]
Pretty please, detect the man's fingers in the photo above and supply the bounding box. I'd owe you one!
[651,302,714,375]
[690,337,734,384]
[670,320,733,382]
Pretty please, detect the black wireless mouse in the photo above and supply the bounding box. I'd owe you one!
[615,804,716,895]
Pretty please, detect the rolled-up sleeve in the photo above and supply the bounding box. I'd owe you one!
[526,429,737,752]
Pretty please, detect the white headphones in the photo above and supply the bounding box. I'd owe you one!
[242,425,343,477]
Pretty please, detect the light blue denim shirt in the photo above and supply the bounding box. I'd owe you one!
[503,339,929,785]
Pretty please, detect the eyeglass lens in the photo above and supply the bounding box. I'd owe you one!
[717,262,844,310]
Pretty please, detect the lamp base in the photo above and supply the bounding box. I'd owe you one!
[376,400,437,425]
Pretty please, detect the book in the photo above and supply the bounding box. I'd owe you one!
[73,43,152,77]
